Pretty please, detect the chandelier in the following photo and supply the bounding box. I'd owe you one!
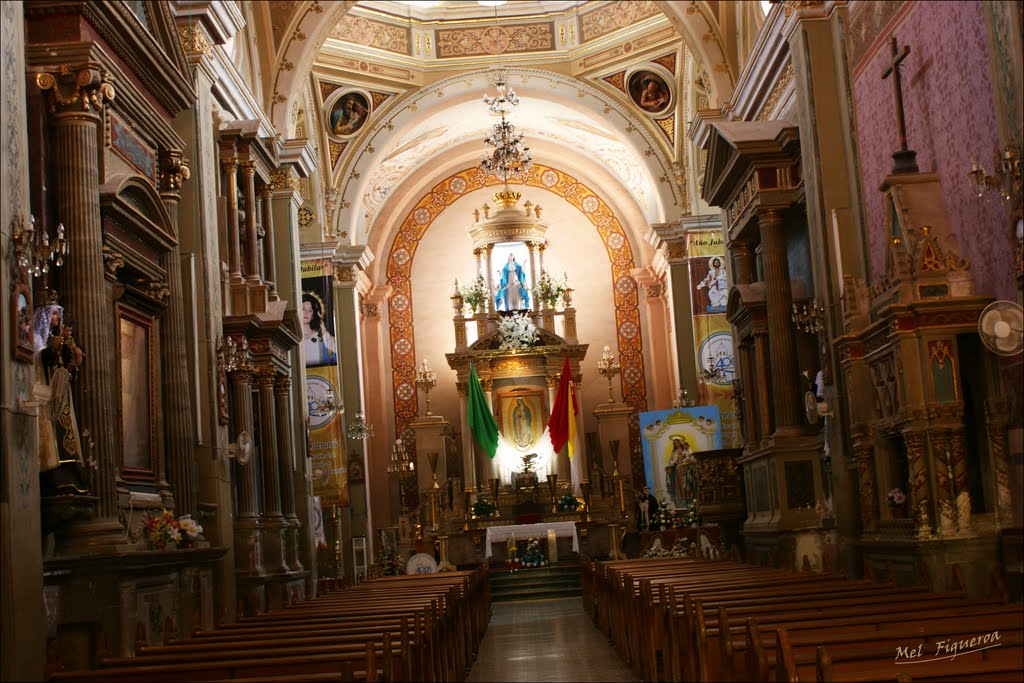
[346,411,374,441]
[481,74,532,182]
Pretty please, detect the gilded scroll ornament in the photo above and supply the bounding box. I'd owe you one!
[36,66,115,114]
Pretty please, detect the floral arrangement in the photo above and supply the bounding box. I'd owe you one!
[886,488,906,507]
[497,312,539,351]
[380,548,406,576]
[520,538,548,568]
[506,540,520,572]
[532,270,567,308]
[556,494,581,512]
[471,498,498,519]
[651,501,699,529]
[642,539,698,559]
[144,510,204,549]
[459,275,488,312]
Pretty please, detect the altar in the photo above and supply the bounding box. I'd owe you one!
[484,521,580,558]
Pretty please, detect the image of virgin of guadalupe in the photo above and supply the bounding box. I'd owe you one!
[301,291,337,367]
[32,304,87,496]
[511,398,533,449]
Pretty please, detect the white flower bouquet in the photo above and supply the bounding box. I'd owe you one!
[498,312,539,350]
[460,275,488,312]
[532,270,567,308]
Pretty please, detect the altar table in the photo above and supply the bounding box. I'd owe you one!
[484,521,580,558]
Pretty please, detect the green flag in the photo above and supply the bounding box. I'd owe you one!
[467,364,499,459]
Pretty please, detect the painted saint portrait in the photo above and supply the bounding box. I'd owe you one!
[328,91,370,137]
[690,256,729,314]
[627,70,672,115]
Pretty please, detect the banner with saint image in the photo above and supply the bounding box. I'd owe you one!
[302,260,348,506]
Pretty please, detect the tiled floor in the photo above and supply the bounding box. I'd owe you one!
[466,597,639,682]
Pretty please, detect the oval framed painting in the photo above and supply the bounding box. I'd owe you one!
[625,65,675,118]
[326,89,372,139]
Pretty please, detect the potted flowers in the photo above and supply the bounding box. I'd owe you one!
[144,510,204,549]
[459,275,488,314]
[497,312,539,351]
[520,538,548,568]
[532,271,567,309]
[471,498,497,519]
[556,494,581,512]
[886,488,907,518]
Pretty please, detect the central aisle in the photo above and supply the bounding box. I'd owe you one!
[466,597,639,682]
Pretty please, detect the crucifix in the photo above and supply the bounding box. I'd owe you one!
[881,35,919,174]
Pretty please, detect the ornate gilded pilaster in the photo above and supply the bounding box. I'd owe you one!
[37,65,123,524]
[949,428,971,531]
[158,149,197,516]
[756,209,803,432]
[527,242,540,312]
[241,161,260,284]
[931,429,957,534]
[984,399,1012,523]
[259,187,278,299]
[219,144,243,284]
[484,244,495,313]
[851,431,877,532]
[275,375,303,571]
[902,429,932,531]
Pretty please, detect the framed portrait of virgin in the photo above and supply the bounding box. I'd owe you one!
[12,284,34,363]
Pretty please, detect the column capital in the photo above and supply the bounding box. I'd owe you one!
[240,160,256,177]
[231,364,254,384]
[756,208,785,225]
[269,167,300,196]
[254,364,278,386]
[36,64,114,116]
[274,374,292,394]
[159,149,190,195]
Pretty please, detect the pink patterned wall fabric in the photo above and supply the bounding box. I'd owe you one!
[852,0,1014,300]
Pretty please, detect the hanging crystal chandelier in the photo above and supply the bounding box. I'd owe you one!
[481,71,532,182]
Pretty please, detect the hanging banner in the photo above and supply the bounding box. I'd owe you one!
[639,406,723,509]
[686,230,742,449]
[302,259,349,507]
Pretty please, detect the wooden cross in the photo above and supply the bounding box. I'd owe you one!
[881,35,918,173]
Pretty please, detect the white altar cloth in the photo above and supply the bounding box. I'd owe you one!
[484,521,579,557]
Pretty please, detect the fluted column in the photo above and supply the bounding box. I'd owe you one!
[484,244,495,313]
[259,187,278,300]
[241,161,260,284]
[527,242,539,312]
[231,365,257,518]
[38,66,121,524]
[757,209,803,432]
[256,366,286,574]
[738,341,758,443]
[219,142,243,284]
[730,240,757,285]
[158,150,197,516]
[753,331,773,439]
[275,375,303,571]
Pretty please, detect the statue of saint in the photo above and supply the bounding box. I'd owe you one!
[665,437,697,509]
[495,254,530,311]
[32,303,87,496]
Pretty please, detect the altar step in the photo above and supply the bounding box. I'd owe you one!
[488,564,582,602]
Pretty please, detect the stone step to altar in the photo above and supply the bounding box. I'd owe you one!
[488,564,582,602]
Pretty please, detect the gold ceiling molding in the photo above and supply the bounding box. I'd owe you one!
[755,62,794,121]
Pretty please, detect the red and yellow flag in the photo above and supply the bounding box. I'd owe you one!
[547,356,579,458]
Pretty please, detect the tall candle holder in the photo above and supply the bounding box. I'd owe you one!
[415,359,438,416]
[488,477,500,517]
[547,474,559,513]
[597,345,621,403]
[610,440,626,519]
[387,439,416,513]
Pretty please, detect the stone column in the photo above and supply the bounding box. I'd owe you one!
[633,269,673,410]
[259,187,278,300]
[220,147,243,285]
[851,432,877,533]
[484,244,495,313]
[984,399,1013,525]
[241,161,260,284]
[538,243,546,274]
[231,364,262,575]
[458,387,477,492]
[663,237,698,401]
[757,209,803,432]
[902,429,931,531]
[275,375,303,571]
[38,65,123,527]
[527,242,539,312]
[158,150,197,516]
[412,416,451,494]
[255,366,286,574]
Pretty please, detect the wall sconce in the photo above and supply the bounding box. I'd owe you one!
[11,214,67,281]
[347,410,374,440]
[792,299,825,334]
[968,145,1022,204]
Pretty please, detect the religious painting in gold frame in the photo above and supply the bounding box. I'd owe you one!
[12,284,34,363]
[496,388,546,453]
[117,305,156,478]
